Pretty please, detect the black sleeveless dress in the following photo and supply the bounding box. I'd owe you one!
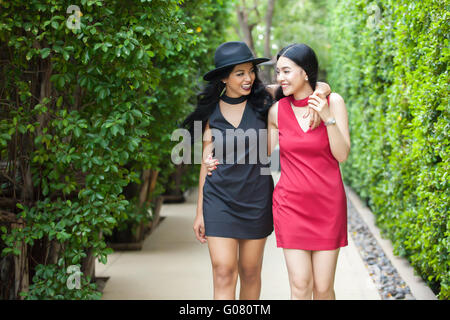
[203,100,274,239]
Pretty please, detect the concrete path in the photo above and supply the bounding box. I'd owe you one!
[96,173,382,300]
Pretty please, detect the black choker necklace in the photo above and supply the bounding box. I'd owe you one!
[220,94,248,104]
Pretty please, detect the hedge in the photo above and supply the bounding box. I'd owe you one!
[327,0,449,299]
[0,0,229,299]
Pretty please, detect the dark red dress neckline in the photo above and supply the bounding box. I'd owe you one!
[288,95,309,107]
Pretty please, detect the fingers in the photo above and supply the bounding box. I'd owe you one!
[307,95,322,113]
[303,106,311,119]
[308,97,320,108]
[206,154,219,165]
[308,94,319,103]
[194,225,202,241]
[308,104,320,115]
[312,110,321,129]
[308,94,329,117]
[307,107,320,130]
[207,160,219,175]
[199,225,206,243]
[207,163,215,176]
[304,105,320,130]
[312,90,326,99]
[199,226,207,243]
[194,225,200,240]
[309,108,314,126]
[194,224,207,243]
[205,153,219,176]
[308,94,325,106]
[309,108,315,127]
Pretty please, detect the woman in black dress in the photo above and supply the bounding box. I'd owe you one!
[182,41,328,300]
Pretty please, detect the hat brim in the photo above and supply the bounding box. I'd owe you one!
[203,57,270,81]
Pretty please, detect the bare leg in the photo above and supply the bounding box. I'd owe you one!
[237,237,267,300]
[283,249,313,300]
[207,236,239,300]
[312,248,340,300]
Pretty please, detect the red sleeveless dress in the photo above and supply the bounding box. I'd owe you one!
[273,95,348,250]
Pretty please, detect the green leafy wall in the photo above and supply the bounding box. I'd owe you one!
[0,0,229,299]
[327,0,449,299]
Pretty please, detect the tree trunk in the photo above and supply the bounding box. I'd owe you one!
[236,3,256,55]
[264,0,275,59]
[0,212,28,300]
[263,0,276,82]
[235,0,277,83]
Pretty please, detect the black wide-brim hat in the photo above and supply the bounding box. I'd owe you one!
[203,41,270,81]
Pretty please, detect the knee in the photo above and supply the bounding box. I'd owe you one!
[290,277,313,297]
[313,281,334,299]
[238,264,261,283]
[213,265,237,286]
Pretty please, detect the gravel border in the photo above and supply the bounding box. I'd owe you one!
[347,198,415,300]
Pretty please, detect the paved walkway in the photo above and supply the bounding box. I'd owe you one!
[96,173,382,300]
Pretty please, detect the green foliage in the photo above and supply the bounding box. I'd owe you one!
[226,0,330,70]
[0,0,229,299]
[327,0,449,299]
[271,0,330,70]
[147,0,230,194]
[22,264,101,300]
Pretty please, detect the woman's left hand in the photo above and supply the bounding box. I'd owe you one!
[304,107,321,130]
[307,92,332,122]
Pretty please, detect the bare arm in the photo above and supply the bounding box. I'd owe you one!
[193,121,214,243]
[326,93,350,162]
[267,102,279,156]
[308,92,350,162]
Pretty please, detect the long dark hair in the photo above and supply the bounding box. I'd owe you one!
[275,43,319,101]
[182,64,273,142]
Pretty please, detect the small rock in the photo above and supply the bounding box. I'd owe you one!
[394,292,405,299]
[385,280,395,287]
[347,204,416,300]
[384,285,396,294]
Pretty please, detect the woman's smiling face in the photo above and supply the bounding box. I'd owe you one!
[276,56,308,96]
[223,62,256,98]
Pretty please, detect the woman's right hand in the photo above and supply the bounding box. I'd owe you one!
[205,154,219,176]
[193,212,207,243]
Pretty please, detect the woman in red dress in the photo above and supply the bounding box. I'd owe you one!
[267,43,350,300]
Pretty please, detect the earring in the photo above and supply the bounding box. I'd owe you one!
[305,76,308,81]
[220,86,226,97]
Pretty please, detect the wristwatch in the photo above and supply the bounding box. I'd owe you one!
[325,117,336,126]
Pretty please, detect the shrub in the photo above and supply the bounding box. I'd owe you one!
[0,0,229,299]
[327,0,449,299]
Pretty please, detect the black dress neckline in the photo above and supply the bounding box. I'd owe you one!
[218,101,248,129]
[220,94,249,104]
